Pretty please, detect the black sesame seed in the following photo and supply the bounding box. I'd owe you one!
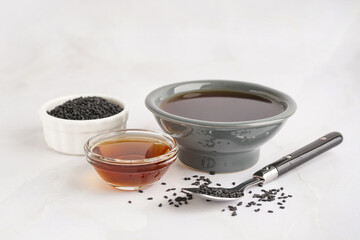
[221,209,225,212]
[268,210,273,213]
[158,203,162,207]
[147,197,153,200]
[175,197,185,202]
[164,195,168,199]
[138,190,143,193]
[161,182,166,185]
[231,211,237,216]
[232,182,236,185]
[128,201,132,204]
[209,171,216,175]
[280,206,285,209]
[191,182,200,186]
[228,206,237,211]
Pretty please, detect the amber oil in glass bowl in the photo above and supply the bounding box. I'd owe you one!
[85,129,178,190]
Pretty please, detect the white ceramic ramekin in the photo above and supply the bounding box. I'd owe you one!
[39,94,129,155]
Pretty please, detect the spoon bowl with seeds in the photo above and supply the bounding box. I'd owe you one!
[182,132,343,201]
[182,177,263,201]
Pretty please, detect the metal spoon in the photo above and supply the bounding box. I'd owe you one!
[181,132,343,201]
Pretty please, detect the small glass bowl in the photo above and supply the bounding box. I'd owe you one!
[84,129,178,190]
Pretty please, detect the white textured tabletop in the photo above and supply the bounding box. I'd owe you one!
[1,1,359,239]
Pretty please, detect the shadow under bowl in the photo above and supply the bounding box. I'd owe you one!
[145,80,297,173]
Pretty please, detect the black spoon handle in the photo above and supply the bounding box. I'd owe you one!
[253,132,343,182]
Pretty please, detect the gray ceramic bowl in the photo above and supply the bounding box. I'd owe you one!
[145,80,296,173]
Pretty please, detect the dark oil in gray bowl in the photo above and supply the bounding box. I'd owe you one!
[160,90,284,122]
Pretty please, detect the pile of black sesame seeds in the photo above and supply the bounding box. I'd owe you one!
[48,96,123,120]
[126,172,293,216]
[197,184,244,198]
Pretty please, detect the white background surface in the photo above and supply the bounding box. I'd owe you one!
[1,1,359,239]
